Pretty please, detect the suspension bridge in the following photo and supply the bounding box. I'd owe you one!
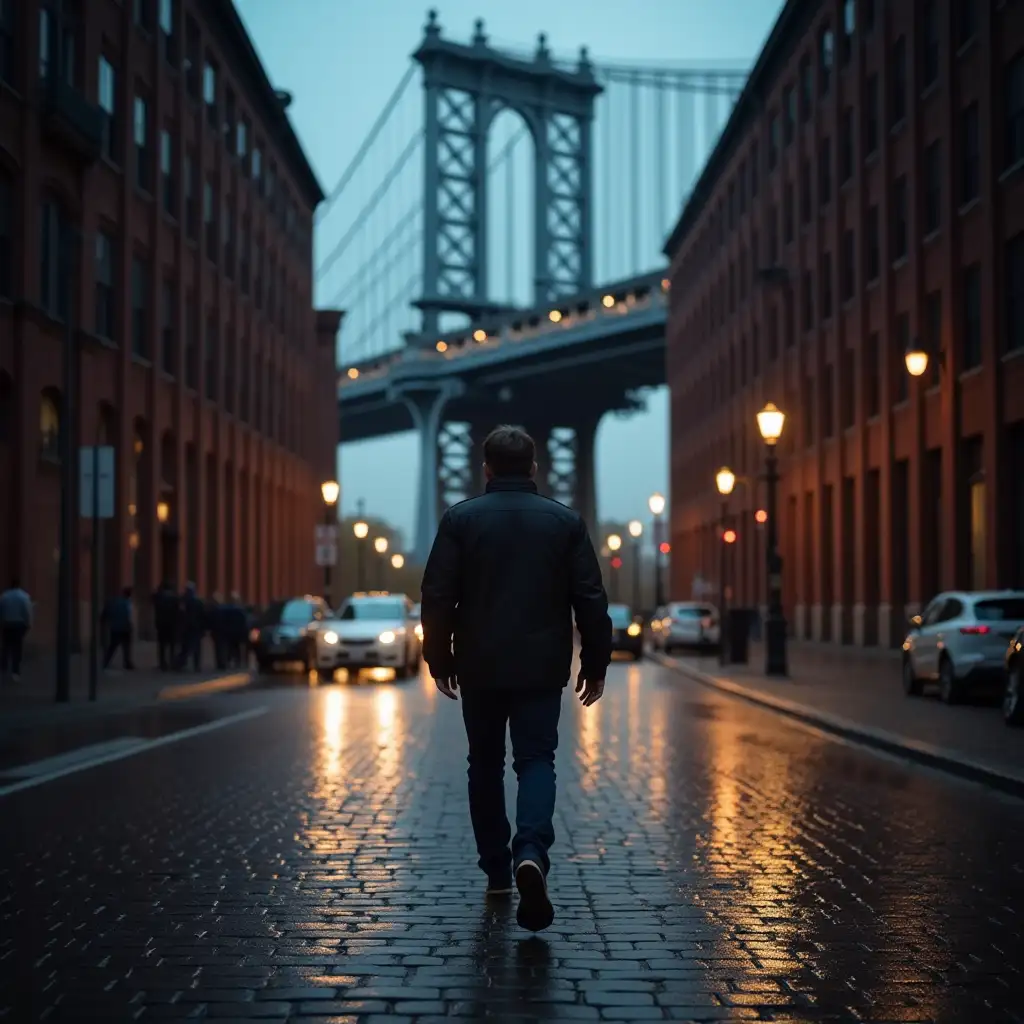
[316,10,750,562]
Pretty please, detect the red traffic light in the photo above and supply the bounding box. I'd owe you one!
[658,542,671,554]
[610,556,623,569]
[754,508,768,524]
[722,529,738,544]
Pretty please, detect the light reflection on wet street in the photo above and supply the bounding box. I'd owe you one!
[1,655,1022,1022]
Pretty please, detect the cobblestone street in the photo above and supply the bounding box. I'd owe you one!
[2,657,1022,1023]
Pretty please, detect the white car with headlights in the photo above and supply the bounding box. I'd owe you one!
[315,593,422,679]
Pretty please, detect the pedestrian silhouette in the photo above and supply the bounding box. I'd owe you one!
[421,424,612,932]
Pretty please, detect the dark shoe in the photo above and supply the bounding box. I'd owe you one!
[515,859,554,932]
[486,875,513,898]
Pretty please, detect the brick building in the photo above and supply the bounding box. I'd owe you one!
[0,0,341,644]
[665,0,1024,648]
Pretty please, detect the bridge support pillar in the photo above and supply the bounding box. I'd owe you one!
[575,415,600,543]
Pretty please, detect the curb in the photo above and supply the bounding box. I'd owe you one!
[652,652,1024,799]
[157,672,253,702]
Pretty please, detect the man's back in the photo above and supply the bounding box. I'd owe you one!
[421,476,610,691]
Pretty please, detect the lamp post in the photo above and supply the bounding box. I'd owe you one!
[606,533,622,602]
[320,480,339,606]
[648,493,666,607]
[756,402,788,676]
[353,517,369,591]
[628,519,643,611]
[391,552,404,572]
[373,536,389,590]
[715,467,736,664]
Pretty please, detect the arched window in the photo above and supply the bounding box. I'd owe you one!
[39,196,70,318]
[39,388,61,461]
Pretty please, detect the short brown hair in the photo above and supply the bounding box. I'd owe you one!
[483,425,536,477]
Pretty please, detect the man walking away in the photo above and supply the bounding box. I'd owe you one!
[152,580,180,670]
[177,583,206,671]
[0,579,33,683]
[421,424,612,932]
[221,592,248,668]
[101,586,136,670]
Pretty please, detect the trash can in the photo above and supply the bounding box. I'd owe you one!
[726,607,753,664]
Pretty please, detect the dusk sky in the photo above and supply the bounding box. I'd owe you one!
[235,0,781,548]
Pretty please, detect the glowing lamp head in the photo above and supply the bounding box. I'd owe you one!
[715,467,736,496]
[648,492,666,516]
[606,533,622,552]
[321,480,340,505]
[755,508,768,524]
[904,344,929,377]
[756,402,786,445]
[353,520,369,540]
[156,500,170,523]
[722,529,737,545]
[626,622,642,636]
[390,553,405,569]
[373,536,389,554]
[628,519,643,538]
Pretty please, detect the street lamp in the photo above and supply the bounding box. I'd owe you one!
[605,534,622,602]
[606,533,622,552]
[320,480,339,606]
[391,553,405,570]
[353,517,369,591]
[373,536,389,590]
[756,402,788,676]
[628,520,643,611]
[715,467,736,665]
[648,492,666,607]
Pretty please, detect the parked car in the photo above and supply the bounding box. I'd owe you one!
[651,602,720,653]
[608,603,644,660]
[250,595,333,673]
[315,593,422,680]
[902,590,1024,704]
[1002,626,1024,726]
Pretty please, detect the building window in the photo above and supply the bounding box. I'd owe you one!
[94,231,115,341]
[891,36,907,126]
[224,327,235,414]
[39,4,75,85]
[895,313,910,403]
[237,118,249,164]
[134,93,150,192]
[98,55,118,162]
[253,243,263,307]
[203,179,216,260]
[159,0,175,65]
[962,102,980,205]
[783,180,794,243]
[799,159,811,224]
[841,228,855,302]
[768,116,779,170]
[0,0,15,89]
[222,205,234,276]
[240,218,250,293]
[866,204,880,281]
[784,86,796,144]
[1008,232,1024,354]
[865,74,879,155]
[802,269,814,331]
[922,0,940,89]
[799,55,812,121]
[958,0,977,47]
[865,332,880,417]
[39,200,68,319]
[184,153,196,239]
[818,136,832,206]
[819,25,834,95]
[802,373,816,446]
[821,251,833,319]
[224,87,235,148]
[39,389,61,461]
[0,172,10,299]
[822,363,835,438]
[750,142,759,195]
[160,128,175,216]
[768,205,778,262]
[252,145,262,183]
[133,0,151,31]
[1006,56,1024,170]
[892,176,908,261]
[840,107,854,183]
[240,336,251,421]
[767,304,779,361]
[925,290,943,386]
[204,314,218,401]
[841,0,855,63]
[962,263,982,370]
[840,347,855,429]
[184,290,198,389]
[203,57,217,128]
[131,256,148,359]
[924,141,941,235]
[184,15,199,97]
[161,279,176,375]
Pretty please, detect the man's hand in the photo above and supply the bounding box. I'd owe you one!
[575,671,605,707]
[434,675,459,700]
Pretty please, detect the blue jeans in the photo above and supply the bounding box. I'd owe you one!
[460,687,562,880]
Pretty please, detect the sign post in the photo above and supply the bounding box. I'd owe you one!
[315,524,338,568]
[80,446,115,701]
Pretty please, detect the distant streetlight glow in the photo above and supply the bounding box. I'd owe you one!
[549,309,562,323]
[353,520,369,540]
[756,402,786,445]
[905,342,929,377]
[373,536,389,554]
[436,340,448,352]
[715,467,736,496]
[628,519,643,538]
[347,367,359,379]
[321,480,340,506]
[473,329,487,342]
[391,553,405,569]
[602,294,615,308]
[606,533,622,552]
[648,492,666,516]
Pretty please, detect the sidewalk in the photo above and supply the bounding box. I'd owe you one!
[0,639,251,731]
[656,640,1024,796]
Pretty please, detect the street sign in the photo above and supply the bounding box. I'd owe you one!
[315,524,338,567]
[79,446,115,519]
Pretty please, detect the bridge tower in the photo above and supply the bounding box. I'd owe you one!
[402,12,606,562]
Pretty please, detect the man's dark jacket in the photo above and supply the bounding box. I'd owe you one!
[420,477,612,690]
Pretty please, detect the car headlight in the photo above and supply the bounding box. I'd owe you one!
[627,623,641,637]
[414,623,423,640]
[378,630,396,644]
[323,630,339,645]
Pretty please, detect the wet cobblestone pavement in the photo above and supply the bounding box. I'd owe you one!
[1,659,1023,1023]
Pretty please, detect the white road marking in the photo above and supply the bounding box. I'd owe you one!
[0,706,268,798]
[0,737,148,779]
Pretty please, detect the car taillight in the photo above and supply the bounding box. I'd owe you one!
[960,625,991,635]
[701,616,713,628]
